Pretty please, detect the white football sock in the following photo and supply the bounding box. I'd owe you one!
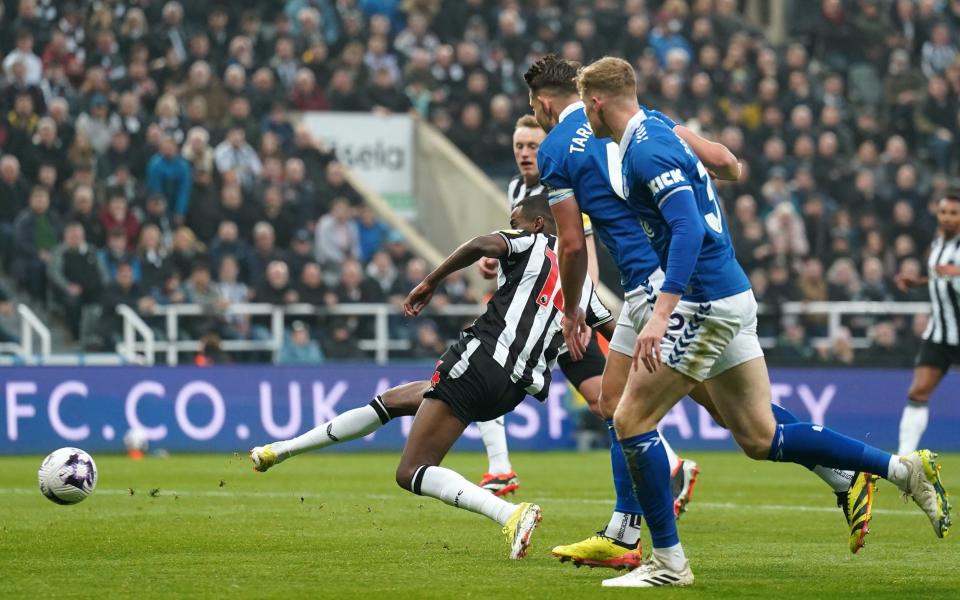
[603,511,642,547]
[652,543,687,571]
[478,417,513,474]
[887,455,909,490]
[272,398,390,458]
[813,466,855,493]
[898,402,929,455]
[416,465,516,525]
[660,431,680,474]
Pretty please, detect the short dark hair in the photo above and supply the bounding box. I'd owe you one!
[945,187,960,202]
[516,193,554,224]
[524,54,580,95]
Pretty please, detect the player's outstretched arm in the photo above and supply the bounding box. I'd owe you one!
[673,125,741,182]
[404,233,509,316]
[551,195,591,360]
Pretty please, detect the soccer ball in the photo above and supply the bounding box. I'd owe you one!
[38,447,98,505]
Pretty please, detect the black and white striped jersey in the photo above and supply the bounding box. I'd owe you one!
[465,230,612,399]
[507,175,545,208]
[924,234,960,345]
[507,175,594,235]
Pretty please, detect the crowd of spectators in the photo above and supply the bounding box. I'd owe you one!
[285,0,956,368]
[0,0,482,362]
[0,0,955,366]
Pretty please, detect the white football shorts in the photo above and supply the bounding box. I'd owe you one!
[608,271,763,382]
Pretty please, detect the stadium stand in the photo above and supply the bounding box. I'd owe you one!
[0,0,956,367]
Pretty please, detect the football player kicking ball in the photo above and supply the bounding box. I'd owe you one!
[253,195,623,560]
[524,54,878,563]
[569,56,951,588]
[473,113,698,570]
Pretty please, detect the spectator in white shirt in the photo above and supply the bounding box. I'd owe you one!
[314,198,361,268]
[3,30,43,85]
[214,126,262,190]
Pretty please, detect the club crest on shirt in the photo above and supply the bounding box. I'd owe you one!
[640,219,655,239]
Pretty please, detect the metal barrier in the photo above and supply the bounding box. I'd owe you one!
[112,300,933,366]
[116,304,156,365]
[17,304,51,364]
[118,302,485,365]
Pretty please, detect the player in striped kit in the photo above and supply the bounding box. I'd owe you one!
[895,190,960,454]
[251,195,613,560]
[475,114,642,505]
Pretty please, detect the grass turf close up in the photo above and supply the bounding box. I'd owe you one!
[1,451,956,599]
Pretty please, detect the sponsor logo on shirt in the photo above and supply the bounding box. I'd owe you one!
[647,169,685,195]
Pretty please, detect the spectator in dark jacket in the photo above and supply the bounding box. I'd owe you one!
[0,155,29,268]
[65,185,104,247]
[99,260,154,347]
[47,222,108,339]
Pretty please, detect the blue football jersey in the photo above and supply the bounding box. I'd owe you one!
[538,102,660,293]
[618,109,751,302]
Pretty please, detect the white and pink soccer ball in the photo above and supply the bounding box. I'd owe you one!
[38,447,98,505]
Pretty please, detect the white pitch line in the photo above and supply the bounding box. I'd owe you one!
[1,487,923,517]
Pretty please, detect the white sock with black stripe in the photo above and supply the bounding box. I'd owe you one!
[478,417,512,474]
[271,397,391,458]
[413,465,517,525]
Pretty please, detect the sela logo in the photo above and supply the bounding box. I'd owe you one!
[647,169,685,195]
[431,360,443,386]
[454,489,464,507]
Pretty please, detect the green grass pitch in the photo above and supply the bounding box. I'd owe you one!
[1,451,956,599]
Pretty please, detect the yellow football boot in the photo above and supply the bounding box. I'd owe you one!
[502,502,542,559]
[249,444,281,472]
[838,472,877,554]
[552,534,642,570]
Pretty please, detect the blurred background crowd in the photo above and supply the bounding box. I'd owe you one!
[0,0,956,367]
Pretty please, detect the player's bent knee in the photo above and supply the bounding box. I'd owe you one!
[735,434,772,461]
[598,389,619,419]
[395,464,416,491]
[612,408,655,440]
[381,381,430,416]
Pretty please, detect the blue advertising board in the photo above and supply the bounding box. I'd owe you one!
[0,366,957,454]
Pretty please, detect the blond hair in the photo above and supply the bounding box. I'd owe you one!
[514,114,542,131]
[577,56,637,99]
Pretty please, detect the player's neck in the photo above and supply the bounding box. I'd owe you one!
[609,104,642,144]
[523,173,540,187]
[552,95,582,124]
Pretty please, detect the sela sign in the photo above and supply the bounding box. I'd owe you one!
[300,112,413,195]
[0,367,957,454]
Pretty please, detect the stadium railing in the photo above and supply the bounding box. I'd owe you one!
[11,304,51,364]
[117,302,487,365]
[102,300,933,366]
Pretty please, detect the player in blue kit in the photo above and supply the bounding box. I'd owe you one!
[571,56,951,588]
[525,54,883,565]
